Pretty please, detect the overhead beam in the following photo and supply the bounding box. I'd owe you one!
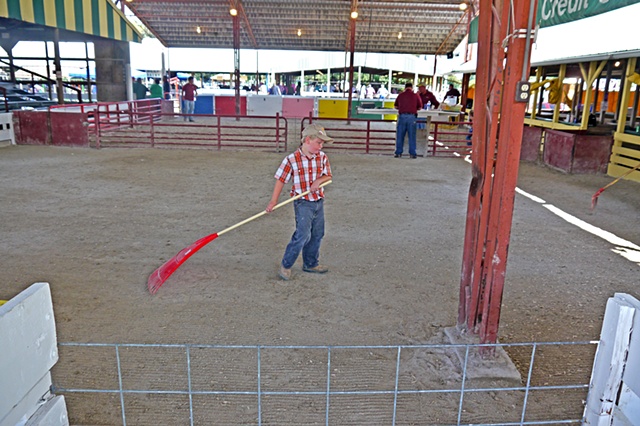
[233,0,258,49]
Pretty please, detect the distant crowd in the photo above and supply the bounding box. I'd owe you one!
[130,75,463,109]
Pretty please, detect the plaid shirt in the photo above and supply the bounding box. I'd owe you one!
[274,148,332,201]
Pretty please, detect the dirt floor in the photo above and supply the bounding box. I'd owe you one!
[1,144,639,425]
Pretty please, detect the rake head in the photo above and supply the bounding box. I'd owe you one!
[148,233,219,295]
[590,189,603,211]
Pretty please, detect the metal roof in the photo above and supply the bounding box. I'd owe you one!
[126,0,472,55]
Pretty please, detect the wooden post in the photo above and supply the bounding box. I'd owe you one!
[552,64,566,124]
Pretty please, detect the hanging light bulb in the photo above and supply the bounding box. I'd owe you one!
[350,11,358,19]
[459,2,468,10]
[229,8,238,16]
[196,26,202,34]
[398,32,402,40]
[297,29,302,37]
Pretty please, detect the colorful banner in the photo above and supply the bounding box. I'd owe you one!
[0,0,141,43]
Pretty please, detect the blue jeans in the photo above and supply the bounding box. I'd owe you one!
[183,100,195,120]
[281,199,325,269]
[395,113,417,156]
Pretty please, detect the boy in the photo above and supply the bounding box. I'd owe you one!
[266,124,334,281]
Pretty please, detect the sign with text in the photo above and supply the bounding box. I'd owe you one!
[469,0,640,43]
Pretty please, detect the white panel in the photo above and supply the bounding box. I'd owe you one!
[25,395,69,426]
[616,294,640,398]
[583,293,639,426]
[614,382,640,426]
[247,95,283,116]
[0,283,58,424]
[0,373,52,426]
[0,113,15,145]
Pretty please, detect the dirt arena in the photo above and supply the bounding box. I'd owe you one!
[2,144,639,424]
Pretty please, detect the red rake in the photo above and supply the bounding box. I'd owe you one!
[591,162,640,210]
[147,180,332,294]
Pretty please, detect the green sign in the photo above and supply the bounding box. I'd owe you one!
[469,0,640,43]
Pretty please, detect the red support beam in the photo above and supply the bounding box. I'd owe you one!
[458,0,538,345]
[236,0,258,49]
[479,0,537,345]
[232,10,241,116]
[346,12,356,119]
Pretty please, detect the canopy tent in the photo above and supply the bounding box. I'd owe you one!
[0,0,142,43]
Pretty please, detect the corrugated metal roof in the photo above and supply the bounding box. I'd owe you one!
[126,0,472,55]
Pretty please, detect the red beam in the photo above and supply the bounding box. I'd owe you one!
[458,0,538,345]
[236,0,258,49]
[479,0,537,345]
[434,12,468,56]
[126,4,169,45]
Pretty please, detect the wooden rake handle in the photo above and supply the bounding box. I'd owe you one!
[217,180,332,237]
[147,180,332,294]
[591,162,640,210]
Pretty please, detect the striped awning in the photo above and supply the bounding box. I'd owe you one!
[0,0,141,43]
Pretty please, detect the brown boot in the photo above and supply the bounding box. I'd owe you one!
[279,265,292,281]
[302,264,329,274]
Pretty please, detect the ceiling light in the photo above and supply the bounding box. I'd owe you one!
[297,29,302,37]
[614,61,621,67]
[397,32,402,40]
[196,26,201,34]
[229,8,238,16]
[350,11,358,19]
[459,2,468,10]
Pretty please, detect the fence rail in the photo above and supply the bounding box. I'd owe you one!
[303,116,473,157]
[43,102,472,157]
[94,110,288,152]
[50,99,164,133]
[428,121,473,157]
[52,340,597,426]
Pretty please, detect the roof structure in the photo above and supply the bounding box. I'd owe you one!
[125,0,473,55]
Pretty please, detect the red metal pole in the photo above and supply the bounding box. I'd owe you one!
[462,0,505,333]
[276,112,280,151]
[479,0,537,345]
[346,16,356,120]
[95,108,101,149]
[150,112,155,148]
[366,120,370,153]
[217,115,221,150]
[232,11,241,118]
[458,0,538,344]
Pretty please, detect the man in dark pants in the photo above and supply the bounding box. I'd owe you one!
[394,82,422,159]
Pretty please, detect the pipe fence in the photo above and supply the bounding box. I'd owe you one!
[49,99,164,133]
[428,121,474,158]
[302,116,473,157]
[52,340,597,426]
[94,110,288,152]
[45,103,472,157]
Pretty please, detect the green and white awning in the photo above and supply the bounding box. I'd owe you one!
[0,0,142,42]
